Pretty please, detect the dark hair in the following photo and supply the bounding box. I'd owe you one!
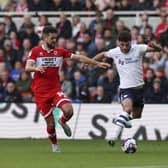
[42,26,57,36]
[118,31,131,42]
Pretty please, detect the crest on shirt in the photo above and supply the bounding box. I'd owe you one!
[39,52,43,56]
[54,51,58,55]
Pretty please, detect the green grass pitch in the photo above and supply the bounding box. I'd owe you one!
[0,139,168,168]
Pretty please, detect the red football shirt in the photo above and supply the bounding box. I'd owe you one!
[28,45,72,96]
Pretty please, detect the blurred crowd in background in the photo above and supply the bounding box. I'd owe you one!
[0,0,168,104]
[0,0,168,12]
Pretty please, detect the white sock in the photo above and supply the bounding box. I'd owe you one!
[116,111,130,127]
[111,111,130,141]
[111,124,123,141]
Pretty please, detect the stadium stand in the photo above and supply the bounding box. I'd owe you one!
[0,0,168,103]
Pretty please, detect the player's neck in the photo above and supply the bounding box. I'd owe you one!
[42,43,54,52]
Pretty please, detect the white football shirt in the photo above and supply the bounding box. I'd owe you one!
[106,44,148,89]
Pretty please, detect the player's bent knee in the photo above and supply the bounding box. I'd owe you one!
[123,107,132,113]
[133,113,142,119]
[61,103,74,120]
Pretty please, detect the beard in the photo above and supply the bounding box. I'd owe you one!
[47,42,56,49]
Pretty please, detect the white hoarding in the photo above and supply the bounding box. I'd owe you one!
[0,103,167,140]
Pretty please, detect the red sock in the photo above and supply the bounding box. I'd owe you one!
[60,115,67,124]
[47,127,57,144]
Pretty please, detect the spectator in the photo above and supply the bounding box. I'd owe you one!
[19,14,34,33]
[83,31,96,57]
[160,27,168,48]
[49,0,69,11]
[102,8,118,32]
[9,61,23,81]
[162,0,168,9]
[108,0,120,10]
[149,0,161,10]
[69,0,82,11]
[59,70,73,98]
[75,22,88,43]
[88,10,103,36]
[0,70,15,90]
[131,0,149,10]
[93,23,104,42]
[93,38,106,56]
[2,0,15,12]
[155,9,168,40]
[18,38,31,65]
[16,71,32,102]
[72,70,89,103]
[120,0,132,11]
[2,82,22,102]
[139,14,153,35]
[66,39,76,52]
[9,31,20,50]
[131,25,139,45]
[71,15,81,38]
[144,78,167,103]
[144,25,155,42]
[3,39,18,70]
[0,22,6,48]
[15,0,29,12]
[3,15,17,36]
[63,59,77,81]
[27,0,47,11]
[149,52,166,71]
[56,13,72,39]
[57,37,67,48]
[35,15,52,38]
[104,29,116,49]
[144,68,155,91]
[93,86,111,103]
[137,34,146,44]
[19,23,40,48]
[97,69,119,102]
[83,0,96,11]
[0,49,4,63]
[94,0,111,11]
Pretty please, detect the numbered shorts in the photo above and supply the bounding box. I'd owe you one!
[35,91,71,118]
[119,88,144,108]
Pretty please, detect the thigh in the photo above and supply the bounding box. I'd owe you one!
[52,91,71,108]
[132,107,144,119]
[120,89,134,113]
[36,97,53,119]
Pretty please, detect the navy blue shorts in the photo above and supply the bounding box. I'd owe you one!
[119,87,144,108]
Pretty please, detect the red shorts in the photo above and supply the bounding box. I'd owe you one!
[35,91,71,118]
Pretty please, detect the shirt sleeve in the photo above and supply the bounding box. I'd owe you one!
[138,44,148,53]
[27,47,38,62]
[106,49,115,59]
[62,48,73,58]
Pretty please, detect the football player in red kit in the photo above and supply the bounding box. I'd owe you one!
[25,26,110,153]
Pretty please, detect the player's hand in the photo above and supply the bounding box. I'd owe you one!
[80,63,88,70]
[35,66,46,73]
[97,62,111,69]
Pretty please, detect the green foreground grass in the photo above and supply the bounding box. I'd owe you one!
[0,139,168,168]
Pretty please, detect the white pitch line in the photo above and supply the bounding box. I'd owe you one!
[117,166,168,168]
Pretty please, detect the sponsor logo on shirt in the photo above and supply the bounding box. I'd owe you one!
[36,57,63,67]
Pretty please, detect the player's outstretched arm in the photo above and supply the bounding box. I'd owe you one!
[146,42,162,52]
[71,54,111,69]
[25,60,46,73]
[93,51,107,61]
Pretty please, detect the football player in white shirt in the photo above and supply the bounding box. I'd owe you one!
[93,31,162,146]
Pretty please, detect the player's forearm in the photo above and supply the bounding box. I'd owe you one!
[148,42,162,52]
[93,52,106,61]
[72,54,99,66]
[25,65,36,72]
